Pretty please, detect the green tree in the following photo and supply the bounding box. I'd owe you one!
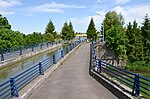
[43,33,55,42]
[104,11,124,32]
[61,22,69,40]
[104,11,127,59]
[86,17,97,40]
[0,29,24,51]
[126,20,144,62]
[69,21,75,39]
[141,14,150,61]
[25,32,43,46]
[45,19,56,38]
[0,14,11,29]
[106,25,128,59]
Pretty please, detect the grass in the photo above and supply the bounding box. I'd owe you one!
[122,61,150,98]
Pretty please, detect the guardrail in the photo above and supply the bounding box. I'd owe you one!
[0,40,82,99]
[0,41,61,61]
[91,42,150,98]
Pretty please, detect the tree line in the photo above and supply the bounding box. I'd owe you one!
[0,14,75,53]
[86,11,150,64]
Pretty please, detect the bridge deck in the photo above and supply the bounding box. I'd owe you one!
[28,43,117,99]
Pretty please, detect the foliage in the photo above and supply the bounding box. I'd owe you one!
[0,14,11,29]
[61,21,75,40]
[104,11,127,59]
[0,29,24,51]
[106,25,128,59]
[86,17,97,40]
[43,33,55,42]
[24,32,43,46]
[126,20,144,62]
[45,19,57,38]
[141,14,150,61]
[104,11,124,32]
[124,61,150,71]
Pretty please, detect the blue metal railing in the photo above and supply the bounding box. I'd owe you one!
[0,41,61,61]
[91,43,150,98]
[0,40,82,99]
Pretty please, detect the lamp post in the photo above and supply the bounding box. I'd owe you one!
[97,14,105,42]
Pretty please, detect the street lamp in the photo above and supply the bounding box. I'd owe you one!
[97,14,104,42]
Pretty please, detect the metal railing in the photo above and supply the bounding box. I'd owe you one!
[91,43,150,98]
[0,41,61,61]
[0,40,82,99]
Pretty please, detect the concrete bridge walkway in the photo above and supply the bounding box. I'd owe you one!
[28,43,117,99]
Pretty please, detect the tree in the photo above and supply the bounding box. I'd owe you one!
[86,17,97,40]
[24,32,43,46]
[61,22,69,40]
[104,11,124,32]
[0,14,11,29]
[61,21,75,40]
[104,11,127,59]
[68,21,75,39]
[45,19,56,38]
[106,25,128,59]
[141,14,150,61]
[43,33,55,42]
[126,20,144,62]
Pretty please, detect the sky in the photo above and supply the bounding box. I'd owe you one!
[0,0,150,34]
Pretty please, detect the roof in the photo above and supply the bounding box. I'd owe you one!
[76,34,87,37]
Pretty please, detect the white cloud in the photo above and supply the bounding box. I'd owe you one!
[38,2,86,9]
[30,2,86,13]
[70,12,106,32]
[112,4,150,25]
[114,0,130,5]
[0,0,22,9]
[0,11,15,15]
[0,0,22,15]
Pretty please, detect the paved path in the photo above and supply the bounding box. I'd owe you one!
[28,43,117,99]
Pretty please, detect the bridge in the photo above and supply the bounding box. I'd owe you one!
[0,41,150,99]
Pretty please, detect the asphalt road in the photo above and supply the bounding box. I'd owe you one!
[28,43,117,99]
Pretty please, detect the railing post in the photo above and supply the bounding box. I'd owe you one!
[32,46,34,52]
[53,55,56,64]
[61,50,64,58]
[40,44,43,49]
[39,62,44,75]
[1,53,4,61]
[99,60,102,73]
[10,78,19,97]
[20,47,22,55]
[132,74,140,96]
[46,42,48,47]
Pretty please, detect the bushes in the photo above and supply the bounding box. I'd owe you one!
[124,61,150,71]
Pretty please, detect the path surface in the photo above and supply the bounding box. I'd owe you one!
[28,43,117,99]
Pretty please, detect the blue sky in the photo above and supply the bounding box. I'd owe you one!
[0,0,150,34]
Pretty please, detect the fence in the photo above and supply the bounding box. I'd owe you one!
[0,40,82,99]
[0,41,61,61]
[91,43,150,98]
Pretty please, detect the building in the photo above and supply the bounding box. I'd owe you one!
[75,33,87,41]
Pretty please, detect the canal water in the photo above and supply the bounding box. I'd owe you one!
[0,44,68,84]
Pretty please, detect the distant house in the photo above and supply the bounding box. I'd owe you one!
[75,33,87,41]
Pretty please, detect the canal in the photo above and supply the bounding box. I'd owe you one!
[0,44,68,84]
